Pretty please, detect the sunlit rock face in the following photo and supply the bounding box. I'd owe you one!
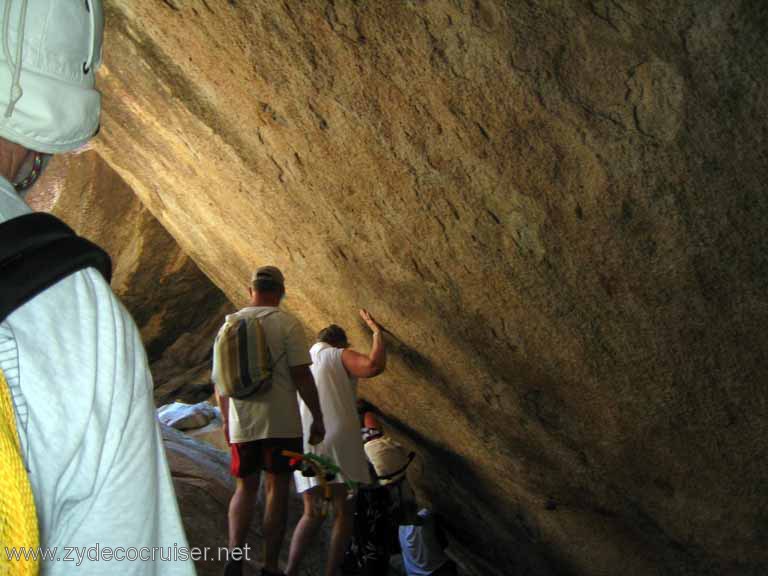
[93,2,767,574]
[29,151,232,398]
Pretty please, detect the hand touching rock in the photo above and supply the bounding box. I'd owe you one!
[359,309,381,334]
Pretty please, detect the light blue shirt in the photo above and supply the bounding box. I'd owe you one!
[0,176,196,575]
[399,509,450,576]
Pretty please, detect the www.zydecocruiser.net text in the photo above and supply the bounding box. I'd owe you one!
[5,544,251,566]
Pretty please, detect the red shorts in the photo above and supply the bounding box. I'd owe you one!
[230,437,303,477]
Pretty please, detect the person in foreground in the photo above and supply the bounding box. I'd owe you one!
[0,1,195,574]
[286,310,387,576]
[217,266,325,576]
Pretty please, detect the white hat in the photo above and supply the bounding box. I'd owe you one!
[0,0,104,154]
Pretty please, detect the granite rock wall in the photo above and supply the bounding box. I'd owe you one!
[88,2,768,574]
[29,151,232,397]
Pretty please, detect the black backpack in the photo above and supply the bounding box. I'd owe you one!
[342,481,398,576]
[0,212,112,323]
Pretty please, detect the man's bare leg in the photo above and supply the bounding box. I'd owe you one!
[285,488,325,576]
[229,473,261,550]
[263,471,290,572]
[325,484,354,576]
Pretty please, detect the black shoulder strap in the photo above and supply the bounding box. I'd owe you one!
[375,451,416,482]
[0,212,112,323]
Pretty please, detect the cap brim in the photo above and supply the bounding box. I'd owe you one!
[0,67,101,153]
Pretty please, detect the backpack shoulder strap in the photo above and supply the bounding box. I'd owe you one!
[0,212,112,323]
[255,309,286,365]
[375,451,416,482]
[254,308,280,320]
[236,308,280,323]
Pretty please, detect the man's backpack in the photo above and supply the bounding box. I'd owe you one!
[212,309,281,399]
[0,212,112,323]
[364,435,416,486]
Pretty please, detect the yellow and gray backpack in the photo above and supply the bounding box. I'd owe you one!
[212,309,283,399]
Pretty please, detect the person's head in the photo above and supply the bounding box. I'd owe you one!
[248,265,285,306]
[362,410,382,431]
[0,0,104,189]
[317,324,349,349]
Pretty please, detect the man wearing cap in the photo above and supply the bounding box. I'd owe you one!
[216,266,325,576]
[0,1,194,575]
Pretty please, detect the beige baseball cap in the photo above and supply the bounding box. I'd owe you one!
[252,265,285,287]
[0,0,104,153]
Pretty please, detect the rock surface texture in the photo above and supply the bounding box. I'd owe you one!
[29,151,232,397]
[92,2,767,575]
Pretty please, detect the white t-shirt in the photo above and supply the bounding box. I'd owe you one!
[0,177,195,575]
[294,342,370,492]
[218,307,311,443]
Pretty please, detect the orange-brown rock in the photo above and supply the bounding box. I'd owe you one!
[90,2,768,575]
[28,151,232,397]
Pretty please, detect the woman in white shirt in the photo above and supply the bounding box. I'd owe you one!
[286,309,387,576]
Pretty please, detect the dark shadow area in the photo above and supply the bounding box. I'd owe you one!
[378,411,563,576]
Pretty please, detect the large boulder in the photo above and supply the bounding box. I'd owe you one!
[93,2,768,575]
[160,424,236,576]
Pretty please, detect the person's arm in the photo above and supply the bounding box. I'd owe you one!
[291,364,325,445]
[283,314,324,444]
[215,390,230,443]
[342,309,387,378]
